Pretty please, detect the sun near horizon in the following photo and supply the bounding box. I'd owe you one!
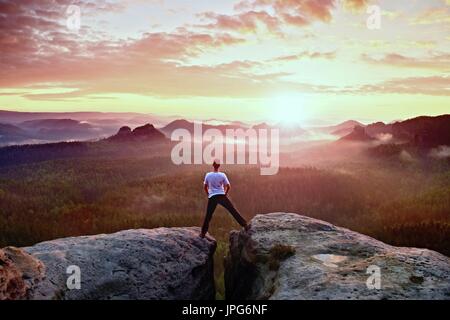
[0,0,449,125]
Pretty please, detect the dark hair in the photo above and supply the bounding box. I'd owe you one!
[213,161,220,169]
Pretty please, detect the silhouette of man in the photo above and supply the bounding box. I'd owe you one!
[200,160,249,238]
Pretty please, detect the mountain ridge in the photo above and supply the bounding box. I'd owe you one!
[340,114,450,148]
[107,124,166,142]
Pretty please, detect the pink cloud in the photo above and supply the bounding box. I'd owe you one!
[233,0,370,27]
[362,53,450,70]
[274,51,336,61]
[2,0,444,102]
[0,1,245,89]
[358,76,450,96]
[199,10,280,33]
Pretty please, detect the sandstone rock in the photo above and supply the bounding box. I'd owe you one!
[107,123,166,142]
[0,247,45,300]
[21,227,216,300]
[225,212,450,300]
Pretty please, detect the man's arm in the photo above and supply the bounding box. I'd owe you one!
[223,174,231,196]
[204,183,209,196]
[224,184,230,195]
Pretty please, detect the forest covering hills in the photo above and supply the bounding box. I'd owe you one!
[0,114,449,298]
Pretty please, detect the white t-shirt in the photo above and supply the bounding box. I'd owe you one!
[204,172,230,198]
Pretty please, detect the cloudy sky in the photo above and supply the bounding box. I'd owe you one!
[0,0,449,124]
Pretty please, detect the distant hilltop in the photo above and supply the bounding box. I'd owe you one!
[340,114,450,148]
[106,124,166,142]
[0,123,169,167]
[0,110,168,146]
[2,110,448,148]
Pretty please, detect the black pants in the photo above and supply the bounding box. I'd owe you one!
[201,195,247,235]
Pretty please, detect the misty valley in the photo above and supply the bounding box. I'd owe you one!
[0,113,449,299]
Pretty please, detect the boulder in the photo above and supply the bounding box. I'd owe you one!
[225,212,450,300]
[0,247,44,300]
[1,227,216,300]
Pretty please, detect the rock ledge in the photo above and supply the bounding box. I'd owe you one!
[225,213,450,300]
[1,227,216,300]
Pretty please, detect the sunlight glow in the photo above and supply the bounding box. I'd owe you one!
[267,94,308,127]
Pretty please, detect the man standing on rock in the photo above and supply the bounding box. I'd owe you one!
[200,160,249,238]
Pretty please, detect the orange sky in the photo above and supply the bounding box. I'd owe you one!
[0,0,449,125]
